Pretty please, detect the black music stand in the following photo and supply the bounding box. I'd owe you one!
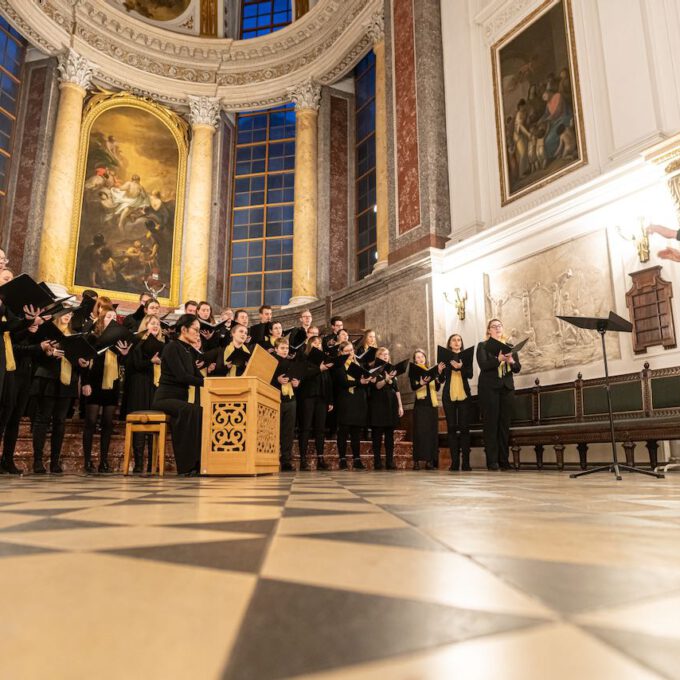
[557,312,664,481]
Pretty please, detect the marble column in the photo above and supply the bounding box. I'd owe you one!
[183,96,221,303]
[370,10,389,271]
[288,79,321,306]
[37,49,94,286]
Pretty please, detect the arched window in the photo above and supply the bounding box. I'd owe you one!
[354,51,377,280]
[0,17,26,230]
[228,0,295,308]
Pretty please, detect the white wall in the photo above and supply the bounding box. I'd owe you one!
[438,0,680,392]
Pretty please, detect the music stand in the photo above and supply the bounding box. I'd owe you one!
[557,312,664,481]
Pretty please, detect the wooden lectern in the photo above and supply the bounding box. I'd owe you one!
[199,346,281,475]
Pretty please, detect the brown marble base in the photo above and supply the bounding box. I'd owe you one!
[10,419,427,474]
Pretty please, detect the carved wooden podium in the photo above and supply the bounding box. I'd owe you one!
[199,346,281,475]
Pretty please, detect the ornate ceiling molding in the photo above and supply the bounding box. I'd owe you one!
[1,0,381,109]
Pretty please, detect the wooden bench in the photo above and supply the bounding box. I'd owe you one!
[123,411,170,476]
[438,362,680,470]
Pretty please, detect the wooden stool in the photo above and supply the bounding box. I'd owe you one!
[123,411,170,476]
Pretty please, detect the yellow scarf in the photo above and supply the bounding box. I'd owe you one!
[58,325,72,386]
[188,385,196,404]
[449,370,466,401]
[224,343,250,377]
[415,364,438,406]
[282,382,294,398]
[153,364,161,387]
[2,317,15,372]
[345,357,356,394]
[102,349,118,390]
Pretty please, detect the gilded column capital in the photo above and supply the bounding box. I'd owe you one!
[367,9,385,44]
[187,95,221,129]
[57,48,94,91]
[287,79,321,112]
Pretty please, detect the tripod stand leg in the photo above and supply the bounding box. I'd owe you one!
[570,464,616,479]
[617,464,665,479]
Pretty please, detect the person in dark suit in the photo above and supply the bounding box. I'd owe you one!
[152,314,204,476]
[369,346,403,470]
[476,318,521,471]
[249,304,272,347]
[288,309,313,350]
[332,340,374,470]
[442,333,473,471]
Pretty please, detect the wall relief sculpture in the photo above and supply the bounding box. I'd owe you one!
[484,230,620,374]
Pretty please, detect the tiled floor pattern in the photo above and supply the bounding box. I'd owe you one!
[1,471,680,679]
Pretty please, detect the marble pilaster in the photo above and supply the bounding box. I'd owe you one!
[288,79,321,306]
[37,49,94,286]
[183,96,221,302]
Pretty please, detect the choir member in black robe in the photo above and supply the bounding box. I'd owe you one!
[332,340,374,470]
[288,308,313,349]
[368,347,403,470]
[0,309,49,474]
[123,292,153,332]
[249,304,272,347]
[81,306,132,473]
[442,333,473,471]
[409,349,445,470]
[476,318,521,471]
[322,315,344,352]
[271,337,300,471]
[31,310,87,473]
[152,314,204,476]
[212,323,251,377]
[124,314,164,473]
[297,336,333,470]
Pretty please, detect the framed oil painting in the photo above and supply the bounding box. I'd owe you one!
[492,0,586,205]
[68,92,189,305]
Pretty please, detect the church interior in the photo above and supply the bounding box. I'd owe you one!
[1,0,680,678]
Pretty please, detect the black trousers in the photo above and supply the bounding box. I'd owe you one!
[478,386,514,468]
[298,397,327,460]
[83,404,116,464]
[153,398,202,474]
[280,398,296,465]
[443,398,471,469]
[0,372,32,463]
[33,395,72,466]
[412,402,439,463]
[132,433,154,472]
[371,426,394,466]
[337,424,361,460]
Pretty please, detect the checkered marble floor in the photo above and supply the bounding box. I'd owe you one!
[1,471,680,679]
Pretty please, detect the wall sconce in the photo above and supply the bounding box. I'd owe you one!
[615,218,650,264]
[445,287,468,320]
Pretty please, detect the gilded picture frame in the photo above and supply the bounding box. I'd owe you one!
[68,91,189,306]
[492,0,587,205]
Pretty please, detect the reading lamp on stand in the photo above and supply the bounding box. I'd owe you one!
[557,311,664,481]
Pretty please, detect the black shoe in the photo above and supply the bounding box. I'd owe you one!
[300,460,311,471]
[339,458,348,470]
[462,465,472,471]
[50,463,63,474]
[317,458,330,471]
[386,462,398,470]
[353,458,365,470]
[374,461,384,470]
[84,460,96,474]
[33,461,47,474]
[487,464,500,471]
[182,469,199,477]
[280,462,294,472]
[425,462,434,471]
[98,461,111,474]
[500,463,512,471]
[413,461,421,470]
[1,458,23,475]
[448,464,460,472]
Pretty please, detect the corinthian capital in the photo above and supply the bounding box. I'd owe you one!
[367,9,385,44]
[57,48,94,91]
[287,78,321,112]
[187,96,221,128]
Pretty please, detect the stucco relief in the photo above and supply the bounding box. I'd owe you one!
[483,230,621,374]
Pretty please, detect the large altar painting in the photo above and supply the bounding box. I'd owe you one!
[484,231,620,374]
[492,0,586,205]
[70,93,188,305]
